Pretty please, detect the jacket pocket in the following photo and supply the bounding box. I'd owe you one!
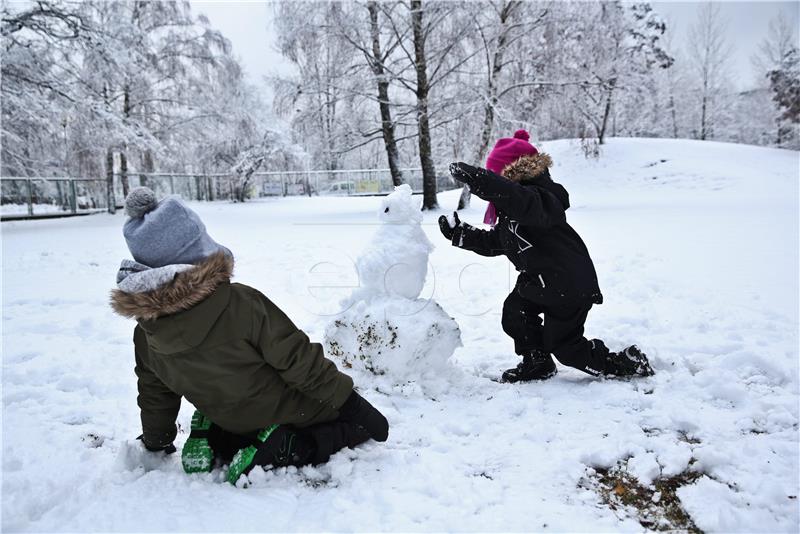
[517,270,570,305]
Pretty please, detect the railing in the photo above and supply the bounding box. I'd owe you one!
[135,167,455,200]
[1,177,109,220]
[1,167,458,220]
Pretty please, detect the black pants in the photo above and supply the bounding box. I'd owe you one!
[501,289,609,375]
[208,418,370,468]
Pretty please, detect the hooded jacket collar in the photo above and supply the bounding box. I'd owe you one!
[110,252,234,321]
[502,153,570,210]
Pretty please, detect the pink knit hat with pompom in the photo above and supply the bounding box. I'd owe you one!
[483,130,538,225]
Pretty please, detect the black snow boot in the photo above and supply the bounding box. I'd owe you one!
[226,425,318,484]
[604,345,655,377]
[305,421,371,464]
[501,350,557,383]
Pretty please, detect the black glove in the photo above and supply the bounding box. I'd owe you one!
[337,390,389,442]
[449,161,489,186]
[437,211,461,240]
[137,434,177,454]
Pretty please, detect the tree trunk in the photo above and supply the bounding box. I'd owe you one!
[120,151,129,197]
[459,94,498,209]
[323,33,339,174]
[598,80,616,145]
[461,1,518,210]
[669,95,678,138]
[476,103,497,166]
[368,1,404,187]
[456,184,471,210]
[106,148,116,214]
[474,1,516,165]
[411,0,438,210]
[140,149,154,188]
[120,85,131,196]
[102,81,116,213]
[700,94,708,140]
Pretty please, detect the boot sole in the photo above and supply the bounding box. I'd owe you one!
[497,369,558,383]
[182,411,214,474]
[226,424,280,485]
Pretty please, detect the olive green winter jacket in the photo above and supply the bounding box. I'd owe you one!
[110,253,354,448]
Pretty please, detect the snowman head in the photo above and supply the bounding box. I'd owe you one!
[379,184,422,224]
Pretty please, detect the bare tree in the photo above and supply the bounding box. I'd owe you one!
[325,1,407,186]
[1,0,275,211]
[753,15,799,146]
[368,2,405,186]
[752,16,797,77]
[410,0,438,210]
[458,0,546,209]
[272,2,357,174]
[687,2,733,140]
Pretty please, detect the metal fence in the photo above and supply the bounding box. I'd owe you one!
[137,167,455,200]
[1,177,110,219]
[1,167,458,220]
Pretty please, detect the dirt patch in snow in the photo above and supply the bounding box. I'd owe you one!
[580,465,703,533]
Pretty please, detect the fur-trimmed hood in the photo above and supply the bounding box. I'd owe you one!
[504,152,569,210]
[110,252,234,321]
[502,152,553,183]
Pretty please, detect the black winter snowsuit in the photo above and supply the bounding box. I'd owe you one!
[449,156,610,375]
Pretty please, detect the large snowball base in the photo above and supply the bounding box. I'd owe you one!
[324,297,462,389]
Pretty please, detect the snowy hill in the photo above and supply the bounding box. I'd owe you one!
[3,138,798,532]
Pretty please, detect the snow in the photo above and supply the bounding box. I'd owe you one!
[2,138,798,532]
[324,184,461,391]
[0,203,65,216]
[347,184,433,302]
[323,297,462,393]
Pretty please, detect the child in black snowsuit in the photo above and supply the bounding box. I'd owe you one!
[439,130,653,382]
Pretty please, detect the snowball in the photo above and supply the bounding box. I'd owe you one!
[349,184,433,302]
[324,297,461,390]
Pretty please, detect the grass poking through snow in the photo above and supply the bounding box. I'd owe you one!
[581,464,703,532]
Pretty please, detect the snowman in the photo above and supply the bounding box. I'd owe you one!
[348,184,433,303]
[325,185,462,390]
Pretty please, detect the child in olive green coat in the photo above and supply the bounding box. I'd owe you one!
[111,188,387,482]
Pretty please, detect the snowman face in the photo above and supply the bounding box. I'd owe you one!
[379,184,422,224]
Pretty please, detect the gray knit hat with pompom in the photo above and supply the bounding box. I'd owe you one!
[122,187,231,267]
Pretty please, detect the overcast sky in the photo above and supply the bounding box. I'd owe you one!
[192,0,800,95]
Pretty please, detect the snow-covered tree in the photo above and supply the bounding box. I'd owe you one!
[271,2,356,175]
[555,2,672,147]
[1,0,277,210]
[686,2,734,141]
[752,16,799,147]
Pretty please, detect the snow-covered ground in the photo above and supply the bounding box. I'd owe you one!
[0,203,65,216]
[3,138,798,532]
